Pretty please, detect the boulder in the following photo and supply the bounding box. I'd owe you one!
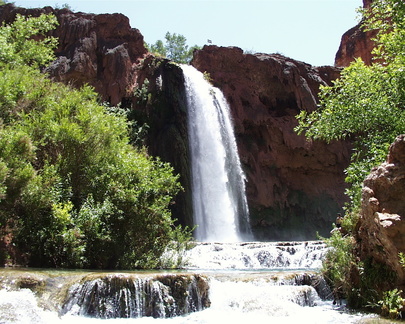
[356,135,405,285]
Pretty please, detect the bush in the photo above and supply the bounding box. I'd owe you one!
[321,231,355,302]
[0,14,192,269]
[297,0,405,310]
[378,289,404,319]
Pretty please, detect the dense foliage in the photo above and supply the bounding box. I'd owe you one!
[296,0,405,216]
[0,14,191,269]
[296,0,405,315]
[147,32,200,64]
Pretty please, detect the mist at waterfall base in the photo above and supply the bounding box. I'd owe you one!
[0,68,376,323]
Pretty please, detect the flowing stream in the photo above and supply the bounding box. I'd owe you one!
[0,66,378,323]
[0,243,375,323]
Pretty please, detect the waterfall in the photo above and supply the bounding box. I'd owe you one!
[182,65,250,242]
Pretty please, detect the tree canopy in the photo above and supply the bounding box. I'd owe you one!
[295,0,405,314]
[0,14,191,269]
[148,32,200,64]
[295,0,405,214]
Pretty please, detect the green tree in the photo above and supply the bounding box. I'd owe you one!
[0,13,58,68]
[149,39,166,58]
[296,0,405,216]
[295,0,405,312]
[148,32,200,64]
[0,14,191,269]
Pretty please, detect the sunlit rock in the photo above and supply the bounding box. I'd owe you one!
[356,135,405,287]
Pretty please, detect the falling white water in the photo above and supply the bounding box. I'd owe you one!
[182,65,250,242]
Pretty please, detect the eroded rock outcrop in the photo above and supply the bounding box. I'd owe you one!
[0,3,147,105]
[192,46,351,240]
[356,135,405,285]
[334,0,376,67]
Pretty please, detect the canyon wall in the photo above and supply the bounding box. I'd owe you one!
[0,4,355,240]
[0,4,147,105]
[192,46,351,240]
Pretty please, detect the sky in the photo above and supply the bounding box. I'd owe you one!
[13,0,363,66]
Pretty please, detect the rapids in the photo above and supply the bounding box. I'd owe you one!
[185,241,326,270]
[0,242,378,323]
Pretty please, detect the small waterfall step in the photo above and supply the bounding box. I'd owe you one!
[0,270,210,320]
[185,241,327,270]
[0,268,376,323]
[61,273,210,319]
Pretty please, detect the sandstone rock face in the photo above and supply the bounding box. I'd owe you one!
[192,46,351,240]
[0,4,147,105]
[334,0,376,67]
[334,23,377,67]
[356,135,405,285]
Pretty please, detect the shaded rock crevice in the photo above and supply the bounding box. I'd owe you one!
[131,57,192,227]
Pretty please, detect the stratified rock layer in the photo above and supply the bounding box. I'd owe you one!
[356,135,405,286]
[192,46,351,240]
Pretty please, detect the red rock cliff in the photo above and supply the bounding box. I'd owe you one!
[335,0,376,67]
[192,46,351,240]
[355,135,405,288]
[0,3,147,105]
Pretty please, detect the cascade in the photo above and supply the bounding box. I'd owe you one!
[0,269,374,323]
[185,241,327,270]
[182,65,250,242]
[61,274,210,319]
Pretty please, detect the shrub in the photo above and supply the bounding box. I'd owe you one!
[378,289,404,319]
[0,14,192,269]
